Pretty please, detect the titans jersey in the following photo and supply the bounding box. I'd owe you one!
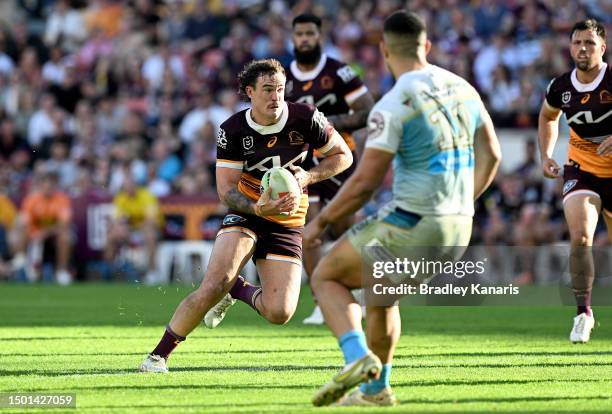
[365,65,486,217]
[545,63,611,177]
[286,54,368,127]
[216,101,334,227]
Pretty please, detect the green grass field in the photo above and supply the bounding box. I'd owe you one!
[1,284,611,413]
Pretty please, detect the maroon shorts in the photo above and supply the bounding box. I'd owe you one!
[217,211,303,265]
[308,149,358,205]
[563,164,612,215]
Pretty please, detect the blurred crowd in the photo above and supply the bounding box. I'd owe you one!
[0,0,610,281]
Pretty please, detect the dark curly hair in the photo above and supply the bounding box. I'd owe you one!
[237,59,285,100]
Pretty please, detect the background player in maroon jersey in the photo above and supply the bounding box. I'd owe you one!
[538,19,611,343]
[287,14,375,324]
[139,59,352,372]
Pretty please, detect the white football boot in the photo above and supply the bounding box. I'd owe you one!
[303,305,325,325]
[312,352,382,407]
[335,387,398,406]
[570,312,595,343]
[139,354,168,373]
[204,294,236,328]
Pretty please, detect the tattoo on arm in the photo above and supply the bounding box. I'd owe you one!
[223,188,256,215]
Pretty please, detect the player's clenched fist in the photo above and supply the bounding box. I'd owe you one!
[541,157,562,178]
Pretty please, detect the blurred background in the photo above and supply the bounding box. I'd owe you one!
[0,0,610,285]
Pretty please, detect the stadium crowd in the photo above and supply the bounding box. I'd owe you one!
[0,0,610,281]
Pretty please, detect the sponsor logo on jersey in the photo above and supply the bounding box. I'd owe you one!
[562,91,571,104]
[563,179,578,195]
[267,136,278,148]
[217,128,227,149]
[245,151,308,172]
[367,111,385,139]
[337,65,357,83]
[566,109,612,125]
[581,94,591,104]
[243,135,254,150]
[223,214,247,225]
[289,130,305,145]
[601,90,612,104]
[321,76,334,90]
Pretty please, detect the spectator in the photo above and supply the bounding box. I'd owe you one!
[44,0,87,52]
[12,170,73,284]
[104,166,162,284]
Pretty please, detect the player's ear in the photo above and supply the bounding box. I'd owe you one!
[245,85,254,99]
[425,39,432,56]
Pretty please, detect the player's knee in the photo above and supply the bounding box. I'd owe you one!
[264,307,294,325]
[571,233,591,247]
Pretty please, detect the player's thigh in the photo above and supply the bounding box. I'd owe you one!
[563,192,601,244]
[256,259,302,314]
[312,236,363,289]
[200,231,255,291]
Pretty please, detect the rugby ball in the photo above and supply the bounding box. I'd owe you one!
[261,167,301,200]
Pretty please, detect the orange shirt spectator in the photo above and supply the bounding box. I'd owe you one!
[21,191,72,238]
[85,1,124,38]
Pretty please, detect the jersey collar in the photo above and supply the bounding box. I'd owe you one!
[570,63,607,92]
[245,101,289,135]
[290,54,328,81]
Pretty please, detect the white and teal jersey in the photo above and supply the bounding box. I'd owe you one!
[366,65,486,217]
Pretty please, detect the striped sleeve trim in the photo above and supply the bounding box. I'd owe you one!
[216,159,244,170]
[316,133,338,155]
[345,85,368,105]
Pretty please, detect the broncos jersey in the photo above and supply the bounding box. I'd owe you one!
[365,65,487,217]
[545,63,612,177]
[285,54,368,120]
[216,101,335,227]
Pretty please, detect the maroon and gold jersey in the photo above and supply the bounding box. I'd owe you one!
[286,54,368,149]
[216,101,334,227]
[545,63,612,177]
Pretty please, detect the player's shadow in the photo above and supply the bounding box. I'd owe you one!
[8,384,314,393]
[397,350,612,358]
[3,347,336,357]
[400,395,612,405]
[393,378,608,388]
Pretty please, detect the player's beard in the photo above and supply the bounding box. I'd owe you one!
[294,44,321,65]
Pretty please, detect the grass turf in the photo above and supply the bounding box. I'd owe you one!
[0,284,611,413]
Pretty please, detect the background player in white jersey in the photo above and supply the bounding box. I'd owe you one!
[287,13,375,324]
[538,19,611,343]
[303,11,501,406]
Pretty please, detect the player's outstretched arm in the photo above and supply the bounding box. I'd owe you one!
[537,100,563,178]
[216,167,297,216]
[473,108,502,200]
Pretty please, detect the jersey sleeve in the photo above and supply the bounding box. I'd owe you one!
[308,106,336,154]
[335,64,368,105]
[544,77,562,109]
[215,123,244,170]
[364,106,403,154]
